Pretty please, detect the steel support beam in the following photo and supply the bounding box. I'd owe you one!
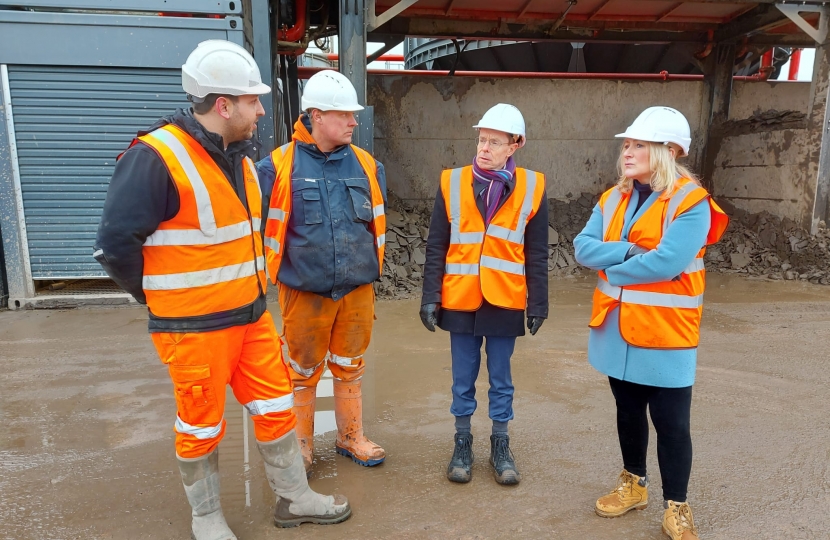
[368,0,419,32]
[0,65,35,302]
[340,0,373,153]
[700,44,736,192]
[809,22,830,233]
[0,0,240,13]
[250,0,276,155]
[776,4,829,44]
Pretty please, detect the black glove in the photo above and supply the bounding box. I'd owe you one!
[420,303,440,332]
[527,316,544,336]
[625,244,649,260]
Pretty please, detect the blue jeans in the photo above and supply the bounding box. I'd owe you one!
[449,333,517,422]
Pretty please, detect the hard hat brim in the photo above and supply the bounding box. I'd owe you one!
[614,132,689,157]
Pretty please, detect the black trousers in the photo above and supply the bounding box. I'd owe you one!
[608,377,693,502]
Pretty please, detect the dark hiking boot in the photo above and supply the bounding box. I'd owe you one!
[489,434,521,485]
[446,433,474,483]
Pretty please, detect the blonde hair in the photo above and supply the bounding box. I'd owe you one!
[616,141,699,198]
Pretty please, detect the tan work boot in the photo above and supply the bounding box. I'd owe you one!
[293,386,316,473]
[662,500,700,540]
[333,379,385,466]
[595,469,648,517]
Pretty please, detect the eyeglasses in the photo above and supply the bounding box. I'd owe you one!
[476,137,512,149]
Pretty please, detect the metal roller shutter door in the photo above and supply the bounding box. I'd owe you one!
[7,65,188,279]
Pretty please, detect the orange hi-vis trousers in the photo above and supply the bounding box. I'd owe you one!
[151,311,296,459]
[278,283,375,388]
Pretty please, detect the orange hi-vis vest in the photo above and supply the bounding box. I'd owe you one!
[138,124,267,318]
[440,166,546,311]
[263,142,386,284]
[590,178,729,349]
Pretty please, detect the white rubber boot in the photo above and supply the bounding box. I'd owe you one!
[257,429,352,528]
[177,450,237,540]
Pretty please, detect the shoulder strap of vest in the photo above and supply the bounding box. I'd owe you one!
[600,187,624,240]
[349,145,378,178]
[663,179,708,231]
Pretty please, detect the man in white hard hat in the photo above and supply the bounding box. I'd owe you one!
[259,70,387,473]
[94,41,351,540]
[420,103,549,485]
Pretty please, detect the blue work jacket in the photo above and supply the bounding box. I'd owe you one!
[256,117,387,300]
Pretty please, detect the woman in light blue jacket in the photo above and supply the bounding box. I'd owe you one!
[574,106,728,540]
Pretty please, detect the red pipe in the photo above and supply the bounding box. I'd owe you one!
[788,49,802,81]
[281,0,307,43]
[296,66,767,81]
[327,53,405,62]
[759,49,774,80]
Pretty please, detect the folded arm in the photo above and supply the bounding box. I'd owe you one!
[573,204,637,271]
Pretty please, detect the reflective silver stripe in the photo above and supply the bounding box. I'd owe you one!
[244,394,294,416]
[264,237,280,254]
[683,258,705,274]
[144,221,252,247]
[445,263,479,275]
[92,249,103,258]
[377,234,386,248]
[143,256,265,290]
[601,188,623,240]
[373,204,385,219]
[480,255,525,275]
[279,142,292,154]
[456,231,484,243]
[663,182,700,231]
[596,278,621,299]
[268,208,286,221]
[147,128,217,235]
[487,224,524,244]
[621,290,704,309]
[251,217,262,231]
[175,416,223,439]
[449,168,484,245]
[288,357,323,378]
[330,353,362,367]
[483,170,538,245]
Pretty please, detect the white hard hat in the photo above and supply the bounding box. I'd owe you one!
[301,70,364,112]
[615,106,691,157]
[473,103,526,147]
[182,40,271,100]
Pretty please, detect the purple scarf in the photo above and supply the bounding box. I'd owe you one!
[473,155,516,226]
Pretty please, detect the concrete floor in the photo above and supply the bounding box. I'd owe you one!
[1,275,829,540]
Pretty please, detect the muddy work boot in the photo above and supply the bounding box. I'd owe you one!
[333,379,386,466]
[595,469,648,518]
[292,386,316,473]
[177,449,237,540]
[662,500,700,540]
[489,434,521,485]
[446,433,474,483]
[258,430,351,528]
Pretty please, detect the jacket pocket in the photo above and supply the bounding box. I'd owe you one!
[344,178,373,223]
[291,180,323,226]
[169,364,222,427]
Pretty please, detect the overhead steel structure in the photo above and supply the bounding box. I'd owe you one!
[287,0,830,236]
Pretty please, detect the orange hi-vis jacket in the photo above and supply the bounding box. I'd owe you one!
[440,166,546,311]
[590,178,729,349]
[138,124,267,318]
[263,127,386,285]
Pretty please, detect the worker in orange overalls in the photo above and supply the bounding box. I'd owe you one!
[574,107,729,540]
[258,70,387,473]
[94,41,350,540]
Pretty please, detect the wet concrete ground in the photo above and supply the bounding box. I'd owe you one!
[1,275,829,540]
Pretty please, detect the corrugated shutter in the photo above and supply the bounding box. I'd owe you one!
[7,65,188,279]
